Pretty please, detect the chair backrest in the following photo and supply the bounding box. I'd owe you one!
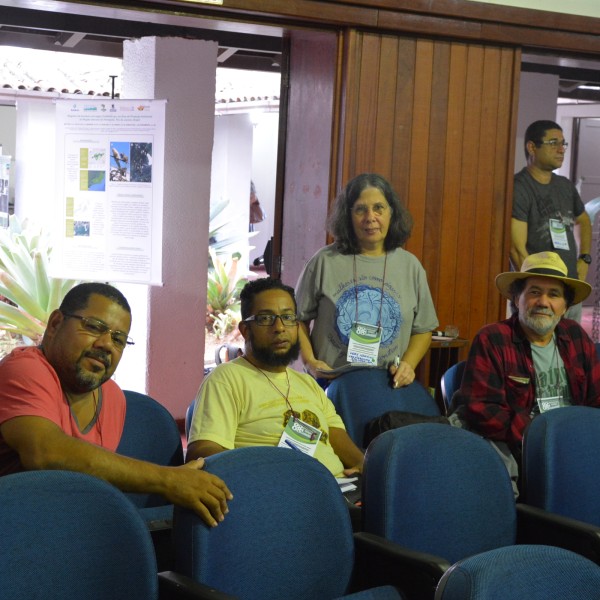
[363,423,517,565]
[435,544,600,600]
[185,397,196,439]
[326,368,440,448]
[172,446,357,600]
[0,470,158,600]
[117,390,184,509]
[440,360,465,411]
[522,405,600,525]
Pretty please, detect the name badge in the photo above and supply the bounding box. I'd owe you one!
[549,218,569,251]
[536,395,569,413]
[278,417,322,457]
[347,321,381,365]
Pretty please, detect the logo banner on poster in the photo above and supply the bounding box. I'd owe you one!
[50,99,165,285]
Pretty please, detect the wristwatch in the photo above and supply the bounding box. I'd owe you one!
[578,254,592,264]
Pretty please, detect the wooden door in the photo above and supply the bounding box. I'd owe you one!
[336,32,521,343]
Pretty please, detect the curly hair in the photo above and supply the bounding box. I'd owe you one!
[240,277,297,320]
[327,173,413,255]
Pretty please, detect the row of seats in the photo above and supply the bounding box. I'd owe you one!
[13,385,600,598]
[4,423,600,599]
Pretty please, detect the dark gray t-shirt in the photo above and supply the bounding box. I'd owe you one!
[512,167,585,279]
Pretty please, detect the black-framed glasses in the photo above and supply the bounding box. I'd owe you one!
[62,313,134,350]
[243,314,298,327]
[540,139,568,149]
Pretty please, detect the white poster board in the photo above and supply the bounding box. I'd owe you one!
[51,98,165,285]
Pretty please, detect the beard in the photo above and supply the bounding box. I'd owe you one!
[71,349,112,392]
[520,307,561,336]
[249,334,301,368]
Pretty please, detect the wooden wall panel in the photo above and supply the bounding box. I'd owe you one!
[336,31,520,345]
[437,43,468,333]
[405,39,434,260]
[391,38,416,207]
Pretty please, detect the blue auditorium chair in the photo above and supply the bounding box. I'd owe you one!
[435,545,600,600]
[522,405,600,527]
[326,368,440,448]
[355,423,600,600]
[117,390,184,521]
[117,390,185,570]
[0,470,160,600]
[166,446,405,600]
[440,360,465,413]
[185,396,196,439]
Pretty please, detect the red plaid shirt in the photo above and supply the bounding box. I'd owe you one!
[451,314,600,448]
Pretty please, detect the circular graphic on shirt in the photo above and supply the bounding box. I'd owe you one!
[335,285,402,347]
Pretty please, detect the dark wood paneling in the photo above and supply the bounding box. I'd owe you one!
[336,31,520,344]
[118,0,600,54]
[280,30,338,287]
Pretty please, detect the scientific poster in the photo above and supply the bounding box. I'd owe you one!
[51,99,165,284]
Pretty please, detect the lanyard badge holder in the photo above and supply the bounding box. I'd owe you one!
[347,322,381,365]
[278,417,322,457]
[549,218,569,251]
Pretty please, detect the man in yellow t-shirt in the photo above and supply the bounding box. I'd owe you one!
[187,278,364,479]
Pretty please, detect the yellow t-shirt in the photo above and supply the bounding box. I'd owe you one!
[189,357,346,476]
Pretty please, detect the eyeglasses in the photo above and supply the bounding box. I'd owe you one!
[243,314,298,327]
[351,203,390,217]
[62,313,134,350]
[540,139,569,149]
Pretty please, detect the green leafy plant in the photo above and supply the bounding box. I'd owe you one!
[208,309,240,339]
[206,247,247,336]
[206,197,258,342]
[209,198,257,258]
[0,217,80,344]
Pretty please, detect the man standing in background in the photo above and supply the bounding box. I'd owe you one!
[511,120,592,322]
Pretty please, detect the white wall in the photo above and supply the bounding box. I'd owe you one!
[0,105,16,210]
[14,98,57,225]
[250,112,278,265]
[514,72,559,173]
[209,110,278,269]
[210,113,253,269]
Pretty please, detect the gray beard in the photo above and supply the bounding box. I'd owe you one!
[520,310,560,336]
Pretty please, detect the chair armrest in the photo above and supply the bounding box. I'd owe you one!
[517,503,600,564]
[353,532,451,600]
[158,571,237,600]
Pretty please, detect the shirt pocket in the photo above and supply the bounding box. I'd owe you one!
[505,374,532,410]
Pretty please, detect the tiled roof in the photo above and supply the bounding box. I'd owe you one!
[0,46,280,103]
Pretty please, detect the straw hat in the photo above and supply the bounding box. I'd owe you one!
[495,251,592,305]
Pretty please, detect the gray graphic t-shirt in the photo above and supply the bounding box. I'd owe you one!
[295,245,439,369]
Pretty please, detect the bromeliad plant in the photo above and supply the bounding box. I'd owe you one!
[206,196,258,338]
[206,247,247,337]
[0,217,80,344]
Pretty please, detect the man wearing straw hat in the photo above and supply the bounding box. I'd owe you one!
[449,251,600,494]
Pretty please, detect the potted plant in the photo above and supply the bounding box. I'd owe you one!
[0,217,80,356]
